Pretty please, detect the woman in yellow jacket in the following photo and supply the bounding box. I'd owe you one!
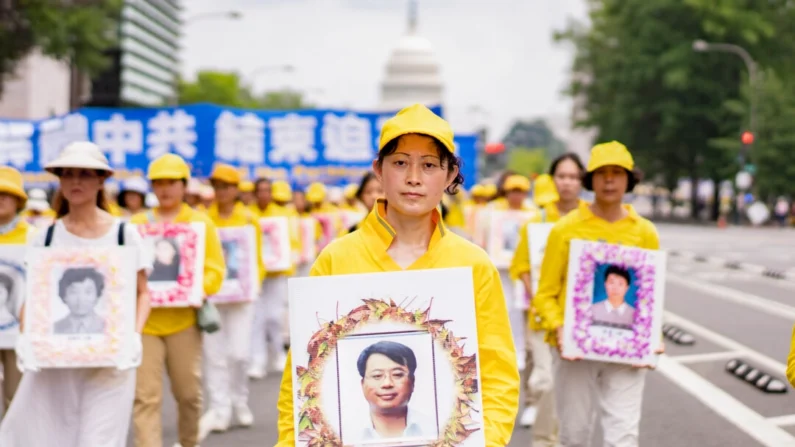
[200,164,266,435]
[248,180,301,379]
[509,154,586,442]
[0,167,30,410]
[533,142,663,447]
[275,103,519,447]
[131,154,226,447]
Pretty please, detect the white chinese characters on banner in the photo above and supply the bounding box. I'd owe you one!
[37,114,89,168]
[0,121,34,168]
[214,111,266,165]
[321,113,374,162]
[146,109,198,160]
[93,113,144,165]
[267,113,318,164]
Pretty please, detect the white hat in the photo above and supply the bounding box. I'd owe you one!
[186,178,202,195]
[45,141,113,174]
[145,192,159,208]
[121,176,149,195]
[327,186,344,203]
[26,188,50,212]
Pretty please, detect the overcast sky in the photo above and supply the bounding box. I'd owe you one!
[180,0,588,141]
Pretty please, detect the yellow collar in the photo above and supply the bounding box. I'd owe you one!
[577,202,640,223]
[360,199,447,251]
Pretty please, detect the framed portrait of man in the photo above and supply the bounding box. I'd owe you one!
[288,268,486,447]
[259,216,292,273]
[210,226,259,304]
[561,240,667,365]
[298,217,317,265]
[0,246,25,349]
[486,210,534,269]
[25,246,138,369]
[137,222,206,307]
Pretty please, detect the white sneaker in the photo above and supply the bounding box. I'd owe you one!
[248,362,267,379]
[199,409,230,438]
[273,352,287,372]
[234,403,255,427]
[520,406,537,428]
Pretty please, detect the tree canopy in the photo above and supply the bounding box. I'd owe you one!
[178,70,312,111]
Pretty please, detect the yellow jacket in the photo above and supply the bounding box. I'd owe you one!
[276,200,519,447]
[206,202,267,283]
[533,204,659,345]
[787,327,795,387]
[0,217,32,244]
[261,203,301,277]
[131,203,226,336]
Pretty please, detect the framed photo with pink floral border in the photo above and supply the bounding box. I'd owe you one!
[298,217,317,264]
[24,246,138,368]
[314,212,337,252]
[137,222,206,308]
[210,226,259,304]
[561,240,666,365]
[0,245,25,349]
[260,216,292,272]
[486,210,533,269]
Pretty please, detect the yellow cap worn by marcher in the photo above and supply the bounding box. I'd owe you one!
[272,180,293,203]
[148,154,191,180]
[239,180,255,193]
[503,175,531,193]
[0,167,28,209]
[584,141,636,191]
[533,174,560,207]
[470,184,486,198]
[45,141,113,174]
[343,183,358,200]
[306,182,326,204]
[483,184,497,198]
[379,103,455,154]
[209,163,241,185]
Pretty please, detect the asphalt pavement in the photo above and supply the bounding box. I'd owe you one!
[144,223,795,447]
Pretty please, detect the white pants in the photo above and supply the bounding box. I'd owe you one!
[0,368,135,446]
[204,302,254,412]
[528,329,554,395]
[250,275,288,366]
[554,352,647,447]
[296,263,312,278]
[499,269,524,364]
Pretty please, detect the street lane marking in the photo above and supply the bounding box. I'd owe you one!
[664,311,787,375]
[668,273,795,321]
[671,351,745,365]
[767,414,795,427]
[657,356,795,446]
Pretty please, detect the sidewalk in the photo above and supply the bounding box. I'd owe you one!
[667,249,795,281]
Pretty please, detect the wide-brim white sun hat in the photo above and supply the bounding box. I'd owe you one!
[26,199,51,212]
[44,141,113,175]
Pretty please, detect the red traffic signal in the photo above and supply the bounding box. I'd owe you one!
[741,131,754,145]
[484,142,506,154]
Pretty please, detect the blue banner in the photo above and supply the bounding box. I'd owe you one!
[0,103,478,189]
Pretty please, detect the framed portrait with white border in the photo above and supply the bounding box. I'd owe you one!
[486,210,533,269]
[0,245,25,349]
[313,212,337,252]
[260,216,292,272]
[527,223,554,295]
[298,217,317,264]
[24,246,138,368]
[137,222,206,308]
[210,226,259,304]
[561,240,666,365]
[288,267,485,447]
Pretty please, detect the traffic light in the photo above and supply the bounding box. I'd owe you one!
[741,131,754,145]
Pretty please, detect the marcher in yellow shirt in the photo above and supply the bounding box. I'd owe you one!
[533,142,663,446]
[341,183,360,211]
[200,164,266,435]
[0,167,30,409]
[131,154,226,447]
[238,180,255,206]
[306,182,340,248]
[275,103,519,447]
[249,178,272,217]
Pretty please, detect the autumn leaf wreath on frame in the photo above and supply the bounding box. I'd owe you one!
[295,298,480,447]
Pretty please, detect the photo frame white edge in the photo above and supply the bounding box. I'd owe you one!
[260,216,292,272]
[0,245,26,349]
[212,225,260,303]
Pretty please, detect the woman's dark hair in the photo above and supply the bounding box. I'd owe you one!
[356,340,417,380]
[583,168,637,193]
[376,134,464,195]
[604,264,631,285]
[549,152,586,177]
[58,267,105,301]
[117,190,146,210]
[355,172,378,202]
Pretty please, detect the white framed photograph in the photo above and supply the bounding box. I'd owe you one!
[561,240,667,365]
[288,267,485,447]
[260,216,292,272]
[527,223,554,295]
[137,222,206,308]
[486,210,533,269]
[298,217,317,265]
[0,246,25,349]
[24,246,138,368]
[210,226,259,304]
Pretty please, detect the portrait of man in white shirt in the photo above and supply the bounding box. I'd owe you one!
[590,265,635,330]
[53,267,106,335]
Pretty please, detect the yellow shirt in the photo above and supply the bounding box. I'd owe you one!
[0,218,31,244]
[131,204,226,336]
[787,326,795,387]
[533,204,660,345]
[206,202,267,282]
[261,203,301,277]
[276,200,519,447]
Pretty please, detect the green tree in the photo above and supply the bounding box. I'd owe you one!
[506,147,548,177]
[179,70,312,110]
[0,0,122,96]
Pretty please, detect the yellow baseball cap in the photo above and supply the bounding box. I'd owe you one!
[470,184,486,198]
[272,180,293,202]
[483,184,497,198]
[503,175,531,193]
[0,166,27,209]
[378,104,455,154]
[148,154,191,181]
[239,180,255,193]
[584,141,636,191]
[533,174,560,206]
[306,182,326,203]
[209,163,241,185]
[343,183,358,200]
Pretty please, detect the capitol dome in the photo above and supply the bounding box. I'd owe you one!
[380,1,444,110]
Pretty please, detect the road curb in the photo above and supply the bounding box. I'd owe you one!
[668,250,795,282]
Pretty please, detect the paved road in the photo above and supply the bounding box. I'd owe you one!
[146,224,795,447]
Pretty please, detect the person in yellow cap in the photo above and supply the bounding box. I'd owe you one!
[3,142,150,446]
[275,103,519,447]
[509,153,587,442]
[248,179,300,379]
[341,183,360,211]
[130,153,226,447]
[305,181,340,249]
[0,167,30,411]
[199,163,266,435]
[533,142,663,446]
[238,180,255,207]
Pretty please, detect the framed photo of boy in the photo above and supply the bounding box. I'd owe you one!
[24,246,138,369]
[561,240,666,365]
[298,217,317,264]
[210,226,259,304]
[0,246,25,349]
[260,216,292,272]
[487,210,533,269]
[137,222,206,308]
